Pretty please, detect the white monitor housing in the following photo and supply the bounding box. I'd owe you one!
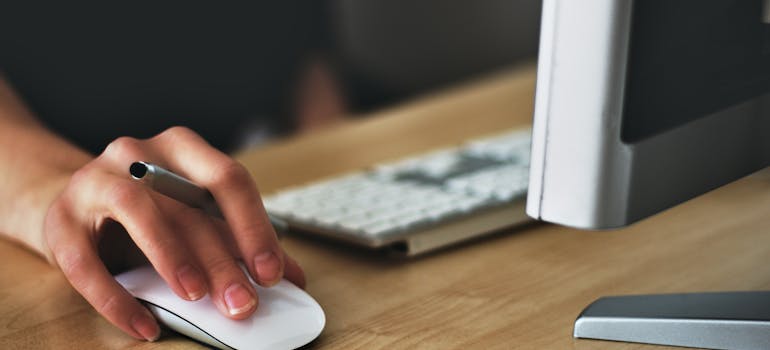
[527,0,770,229]
[526,0,770,348]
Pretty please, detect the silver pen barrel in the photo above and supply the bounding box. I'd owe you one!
[130,161,288,233]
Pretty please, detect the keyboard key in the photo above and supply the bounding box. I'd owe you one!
[262,128,532,242]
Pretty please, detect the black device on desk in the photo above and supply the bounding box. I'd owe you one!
[528,0,770,349]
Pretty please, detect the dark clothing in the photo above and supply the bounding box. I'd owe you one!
[0,2,328,153]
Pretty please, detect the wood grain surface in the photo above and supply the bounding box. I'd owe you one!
[3,63,770,349]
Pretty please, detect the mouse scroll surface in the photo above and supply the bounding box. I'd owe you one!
[115,266,325,350]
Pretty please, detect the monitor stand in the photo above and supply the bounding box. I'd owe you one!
[574,291,770,349]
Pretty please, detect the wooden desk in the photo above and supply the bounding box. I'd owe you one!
[3,64,770,349]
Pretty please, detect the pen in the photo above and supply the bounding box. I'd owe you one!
[129,161,288,233]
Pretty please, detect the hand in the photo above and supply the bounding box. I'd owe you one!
[44,126,305,341]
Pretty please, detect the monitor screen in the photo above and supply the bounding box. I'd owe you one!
[622,0,770,143]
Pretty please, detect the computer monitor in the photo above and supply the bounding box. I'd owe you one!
[526,0,770,348]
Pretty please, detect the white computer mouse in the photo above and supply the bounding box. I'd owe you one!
[115,266,325,350]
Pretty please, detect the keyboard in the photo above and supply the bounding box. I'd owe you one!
[262,128,532,256]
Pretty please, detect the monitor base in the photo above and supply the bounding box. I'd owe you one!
[574,291,770,350]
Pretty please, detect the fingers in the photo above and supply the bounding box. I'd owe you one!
[45,201,160,342]
[211,217,305,289]
[160,200,260,319]
[73,168,209,302]
[283,255,306,289]
[65,162,262,322]
[46,128,306,344]
[148,126,285,286]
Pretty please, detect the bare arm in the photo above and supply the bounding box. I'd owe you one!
[0,76,91,260]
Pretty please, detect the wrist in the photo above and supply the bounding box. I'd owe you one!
[0,125,92,262]
[8,170,74,263]
[0,78,94,262]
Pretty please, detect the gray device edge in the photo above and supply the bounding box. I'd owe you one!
[575,292,770,350]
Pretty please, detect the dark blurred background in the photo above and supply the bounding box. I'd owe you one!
[0,1,541,153]
[331,0,540,110]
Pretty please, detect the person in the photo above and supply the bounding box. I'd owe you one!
[0,3,340,342]
[0,0,541,343]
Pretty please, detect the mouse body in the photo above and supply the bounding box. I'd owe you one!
[115,266,325,350]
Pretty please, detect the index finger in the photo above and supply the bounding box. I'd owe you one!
[46,205,160,342]
[148,126,285,287]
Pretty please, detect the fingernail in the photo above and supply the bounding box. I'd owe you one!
[254,251,281,285]
[132,308,160,342]
[224,283,256,316]
[177,265,206,300]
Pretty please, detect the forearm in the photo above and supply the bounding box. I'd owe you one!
[0,76,92,260]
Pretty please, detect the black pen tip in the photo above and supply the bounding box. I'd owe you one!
[130,162,148,179]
